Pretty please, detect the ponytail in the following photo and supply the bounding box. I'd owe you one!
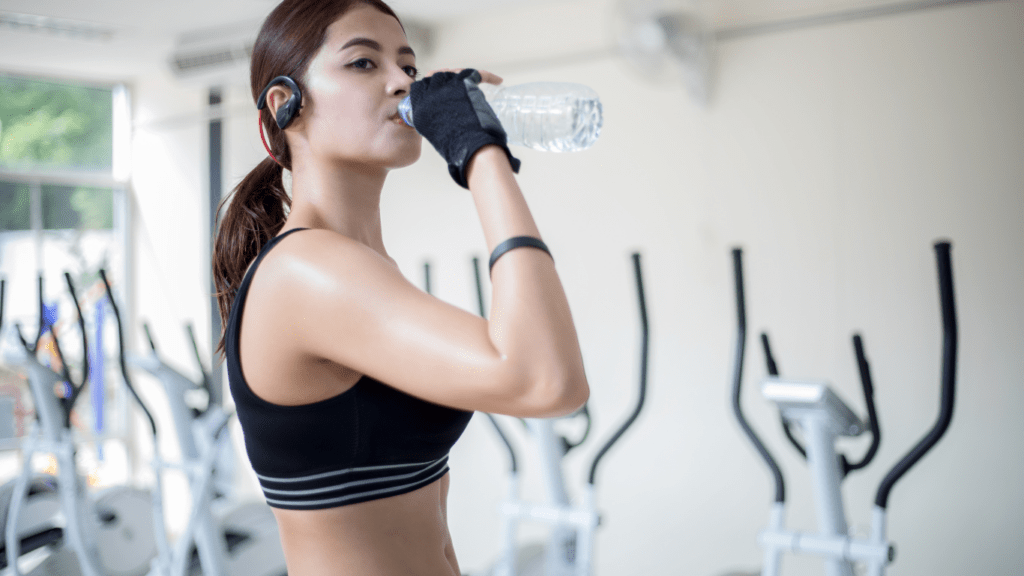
[213,155,291,354]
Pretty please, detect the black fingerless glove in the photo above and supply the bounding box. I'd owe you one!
[408,69,521,188]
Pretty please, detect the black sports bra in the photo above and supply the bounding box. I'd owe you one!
[225,228,474,510]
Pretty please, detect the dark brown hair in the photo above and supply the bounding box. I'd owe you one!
[213,0,402,353]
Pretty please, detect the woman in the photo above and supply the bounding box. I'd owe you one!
[212,0,589,574]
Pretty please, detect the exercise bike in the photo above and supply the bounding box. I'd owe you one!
[728,241,958,576]
[437,252,650,576]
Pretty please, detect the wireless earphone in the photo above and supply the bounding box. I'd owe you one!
[257,75,303,130]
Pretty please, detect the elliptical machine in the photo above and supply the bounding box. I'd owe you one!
[728,241,958,576]
[452,252,650,576]
[2,273,158,576]
[0,276,66,574]
[98,273,287,576]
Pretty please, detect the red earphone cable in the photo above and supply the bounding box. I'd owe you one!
[258,115,282,166]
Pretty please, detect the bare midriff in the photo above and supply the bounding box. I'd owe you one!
[271,473,459,576]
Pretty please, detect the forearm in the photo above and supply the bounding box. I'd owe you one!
[466,146,588,414]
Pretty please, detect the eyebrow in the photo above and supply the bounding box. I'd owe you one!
[339,37,415,57]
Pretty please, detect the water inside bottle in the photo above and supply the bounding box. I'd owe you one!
[479,83,602,152]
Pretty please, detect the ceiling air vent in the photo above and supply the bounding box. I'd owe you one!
[168,20,260,86]
[172,43,253,75]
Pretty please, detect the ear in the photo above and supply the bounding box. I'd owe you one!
[265,84,303,130]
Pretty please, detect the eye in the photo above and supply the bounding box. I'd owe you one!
[403,66,419,79]
[348,58,376,71]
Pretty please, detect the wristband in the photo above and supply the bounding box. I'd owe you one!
[488,236,552,276]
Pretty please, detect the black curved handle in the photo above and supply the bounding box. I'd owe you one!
[471,256,518,474]
[762,332,808,460]
[760,333,780,377]
[99,270,159,438]
[21,276,47,354]
[19,276,52,354]
[143,322,158,352]
[186,322,212,404]
[58,273,91,425]
[874,241,957,509]
[33,276,45,353]
[843,334,881,475]
[731,249,786,503]
[588,252,649,485]
[563,404,593,452]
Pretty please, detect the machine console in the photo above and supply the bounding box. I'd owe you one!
[761,379,865,437]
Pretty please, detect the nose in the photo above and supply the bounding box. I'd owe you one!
[388,64,414,97]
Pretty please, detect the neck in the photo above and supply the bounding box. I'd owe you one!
[285,156,389,255]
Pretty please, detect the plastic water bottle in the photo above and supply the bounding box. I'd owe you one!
[398,82,603,152]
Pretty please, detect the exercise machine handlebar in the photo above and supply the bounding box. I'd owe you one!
[99,269,159,439]
[843,334,881,475]
[758,308,882,480]
[731,248,786,503]
[13,274,91,428]
[873,241,957,509]
[143,322,158,351]
[59,273,90,425]
[587,252,649,485]
[31,277,44,353]
[186,322,213,409]
[760,333,809,460]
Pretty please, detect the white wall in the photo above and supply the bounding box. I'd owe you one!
[122,0,1023,574]
[379,1,1024,575]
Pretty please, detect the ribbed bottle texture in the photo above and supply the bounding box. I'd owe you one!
[399,82,603,152]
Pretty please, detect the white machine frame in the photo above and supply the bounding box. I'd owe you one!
[0,271,287,576]
[3,273,158,576]
[729,242,958,576]
[456,253,649,576]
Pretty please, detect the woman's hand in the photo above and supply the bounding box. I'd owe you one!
[408,68,519,188]
[424,68,504,86]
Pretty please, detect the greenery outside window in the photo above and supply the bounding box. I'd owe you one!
[0,74,113,172]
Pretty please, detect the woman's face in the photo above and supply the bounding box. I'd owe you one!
[297,4,421,170]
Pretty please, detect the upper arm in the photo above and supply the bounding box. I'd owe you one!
[264,230,574,417]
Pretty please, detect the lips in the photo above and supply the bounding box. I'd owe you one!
[389,111,413,128]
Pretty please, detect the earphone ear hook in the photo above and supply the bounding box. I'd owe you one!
[256,75,303,166]
[257,75,303,130]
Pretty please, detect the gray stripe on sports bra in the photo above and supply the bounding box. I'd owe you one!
[260,457,448,497]
[255,455,448,484]
[263,465,449,508]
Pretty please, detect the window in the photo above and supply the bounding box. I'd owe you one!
[0,73,132,479]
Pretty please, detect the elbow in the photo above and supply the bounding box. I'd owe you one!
[514,366,590,419]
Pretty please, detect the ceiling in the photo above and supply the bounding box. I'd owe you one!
[0,0,554,32]
[0,0,572,81]
[0,0,975,83]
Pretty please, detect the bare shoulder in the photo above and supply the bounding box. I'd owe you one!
[265,228,401,283]
[252,227,440,361]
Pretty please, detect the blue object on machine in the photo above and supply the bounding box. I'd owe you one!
[42,302,58,333]
[91,298,106,460]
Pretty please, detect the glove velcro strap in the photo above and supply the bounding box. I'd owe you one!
[448,139,521,189]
